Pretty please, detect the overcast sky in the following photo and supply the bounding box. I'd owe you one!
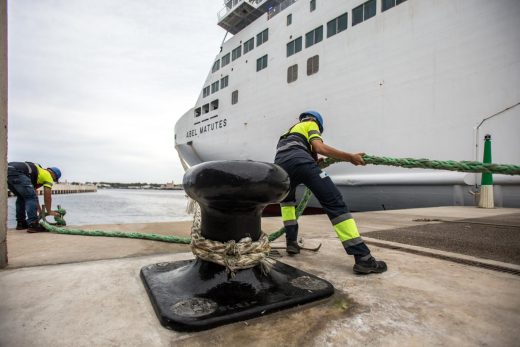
[8,0,226,183]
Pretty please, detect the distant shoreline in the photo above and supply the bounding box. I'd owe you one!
[94,182,183,190]
[7,185,185,197]
[97,186,184,191]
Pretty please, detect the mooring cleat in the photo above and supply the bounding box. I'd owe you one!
[141,160,334,331]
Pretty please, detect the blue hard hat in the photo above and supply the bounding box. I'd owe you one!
[48,167,62,182]
[299,111,324,133]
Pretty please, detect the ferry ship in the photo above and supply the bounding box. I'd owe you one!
[174,0,520,211]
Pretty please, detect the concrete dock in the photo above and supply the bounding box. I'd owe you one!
[1,206,519,346]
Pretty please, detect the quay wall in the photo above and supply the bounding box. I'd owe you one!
[37,183,97,195]
[7,184,98,197]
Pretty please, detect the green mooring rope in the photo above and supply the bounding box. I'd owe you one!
[325,155,520,176]
[40,221,191,244]
[40,154,520,243]
[40,205,191,243]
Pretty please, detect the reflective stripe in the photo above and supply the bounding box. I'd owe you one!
[330,213,353,226]
[276,141,308,153]
[342,236,364,248]
[308,130,321,136]
[281,205,296,222]
[333,218,360,242]
[24,162,33,175]
[283,220,298,226]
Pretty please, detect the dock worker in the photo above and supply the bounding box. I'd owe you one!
[274,111,387,274]
[7,162,62,233]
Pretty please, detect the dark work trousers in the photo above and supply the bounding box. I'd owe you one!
[7,166,39,224]
[275,157,371,258]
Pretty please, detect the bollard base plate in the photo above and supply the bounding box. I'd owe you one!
[141,258,334,331]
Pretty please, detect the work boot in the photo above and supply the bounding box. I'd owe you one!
[286,240,300,255]
[353,256,387,274]
[27,222,48,233]
[16,221,28,230]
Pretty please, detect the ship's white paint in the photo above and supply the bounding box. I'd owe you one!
[175,0,520,210]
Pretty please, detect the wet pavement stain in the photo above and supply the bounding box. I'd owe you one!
[175,291,365,347]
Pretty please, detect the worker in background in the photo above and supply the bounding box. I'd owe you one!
[7,162,62,233]
[274,111,387,274]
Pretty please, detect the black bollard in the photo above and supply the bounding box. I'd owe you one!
[141,160,334,331]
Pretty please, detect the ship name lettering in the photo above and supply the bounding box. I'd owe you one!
[186,129,198,137]
[199,119,227,134]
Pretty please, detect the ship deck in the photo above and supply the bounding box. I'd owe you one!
[1,207,519,346]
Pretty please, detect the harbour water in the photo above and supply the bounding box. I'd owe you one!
[7,189,191,228]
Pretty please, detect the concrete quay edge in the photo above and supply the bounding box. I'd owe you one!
[363,236,520,275]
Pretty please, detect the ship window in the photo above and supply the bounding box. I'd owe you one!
[382,0,406,12]
[232,46,242,61]
[202,103,209,114]
[257,55,268,72]
[194,107,201,117]
[310,0,316,12]
[286,36,302,57]
[222,53,231,67]
[220,75,229,89]
[307,55,319,75]
[365,0,377,19]
[287,64,298,83]
[305,26,323,48]
[231,90,239,105]
[327,12,348,38]
[287,14,292,26]
[202,86,210,98]
[212,60,220,73]
[353,0,376,26]
[352,5,363,25]
[244,38,254,54]
[211,99,219,110]
[256,28,269,46]
[211,81,220,94]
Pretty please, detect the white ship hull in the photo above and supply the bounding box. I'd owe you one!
[175,0,520,210]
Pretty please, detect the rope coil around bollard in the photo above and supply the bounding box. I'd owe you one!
[39,154,520,247]
[189,206,272,274]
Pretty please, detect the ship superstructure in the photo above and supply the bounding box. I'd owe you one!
[175,0,520,210]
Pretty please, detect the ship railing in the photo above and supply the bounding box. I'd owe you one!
[218,0,263,21]
[267,0,297,19]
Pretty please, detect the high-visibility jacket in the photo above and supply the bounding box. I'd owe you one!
[8,162,54,189]
[275,120,322,162]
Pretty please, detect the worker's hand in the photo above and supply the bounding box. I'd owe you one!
[349,153,366,166]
